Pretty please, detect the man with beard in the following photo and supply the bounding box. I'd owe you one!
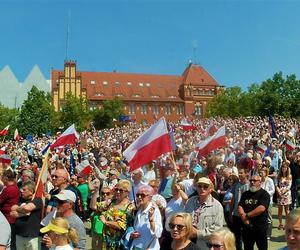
[238,174,270,250]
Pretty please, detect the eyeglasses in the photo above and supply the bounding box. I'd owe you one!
[206,242,224,249]
[197,184,209,190]
[250,179,260,182]
[101,192,111,196]
[169,223,186,231]
[136,193,149,199]
[115,188,127,193]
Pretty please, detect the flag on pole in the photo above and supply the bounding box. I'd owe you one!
[285,140,296,151]
[75,160,93,176]
[256,144,267,155]
[40,142,51,155]
[196,126,226,157]
[27,134,34,143]
[69,153,76,176]
[14,129,21,141]
[0,125,10,136]
[268,115,278,138]
[123,117,172,171]
[34,150,50,199]
[180,118,196,131]
[50,124,79,149]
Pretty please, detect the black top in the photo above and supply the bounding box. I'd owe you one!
[15,197,43,237]
[170,241,201,250]
[238,188,270,227]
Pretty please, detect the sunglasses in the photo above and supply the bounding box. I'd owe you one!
[250,179,260,182]
[197,184,209,190]
[206,243,224,249]
[136,193,149,199]
[101,191,111,196]
[169,223,186,231]
[115,188,127,193]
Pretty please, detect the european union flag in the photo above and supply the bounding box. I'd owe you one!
[69,153,76,176]
[26,134,34,143]
[268,115,278,138]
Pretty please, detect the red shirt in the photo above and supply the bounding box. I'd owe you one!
[0,183,20,224]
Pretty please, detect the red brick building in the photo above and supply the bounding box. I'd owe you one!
[52,61,222,123]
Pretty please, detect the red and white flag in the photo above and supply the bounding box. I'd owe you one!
[34,151,50,199]
[0,154,11,164]
[14,129,21,141]
[50,124,79,149]
[123,117,172,171]
[206,123,218,136]
[196,126,226,157]
[75,160,93,176]
[180,118,196,131]
[286,140,296,151]
[0,125,10,136]
[256,144,267,155]
[0,147,5,155]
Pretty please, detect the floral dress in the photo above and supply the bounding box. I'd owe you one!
[99,201,135,249]
[277,177,292,206]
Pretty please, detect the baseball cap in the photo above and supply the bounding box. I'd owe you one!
[54,190,76,203]
[196,177,212,186]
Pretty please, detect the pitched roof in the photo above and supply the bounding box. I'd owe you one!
[181,63,218,86]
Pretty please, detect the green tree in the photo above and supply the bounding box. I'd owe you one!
[59,93,92,131]
[92,97,124,129]
[18,86,56,136]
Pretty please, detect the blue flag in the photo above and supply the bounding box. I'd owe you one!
[26,134,34,143]
[40,142,51,155]
[268,115,278,138]
[69,153,76,176]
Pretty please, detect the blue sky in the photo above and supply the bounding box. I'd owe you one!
[1,0,300,89]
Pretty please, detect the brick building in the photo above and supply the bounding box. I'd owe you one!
[51,61,222,123]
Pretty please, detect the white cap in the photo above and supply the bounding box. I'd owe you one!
[54,190,76,203]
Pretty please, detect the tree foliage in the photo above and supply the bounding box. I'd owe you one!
[207,72,300,118]
[59,93,92,131]
[92,97,124,129]
[18,86,56,136]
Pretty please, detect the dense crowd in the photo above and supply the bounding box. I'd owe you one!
[1,116,300,250]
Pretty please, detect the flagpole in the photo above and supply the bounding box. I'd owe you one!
[33,149,50,200]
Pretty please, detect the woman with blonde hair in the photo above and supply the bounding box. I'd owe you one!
[207,228,236,250]
[40,217,78,250]
[169,213,200,250]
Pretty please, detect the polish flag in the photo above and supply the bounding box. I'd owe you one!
[286,140,296,151]
[0,125,10,136]
[0,154,11,164]
[206,123,218,136]
[75,160,93,176]
[196,126,226,157]
[0,147,5,155]
[34,151,50,199]
[256,144,267,155]
[50,124,79,149]
[14,129,21,141]
[180,118,196,131]
[123,117,172,171]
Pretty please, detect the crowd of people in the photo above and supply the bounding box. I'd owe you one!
[0,116,300,250]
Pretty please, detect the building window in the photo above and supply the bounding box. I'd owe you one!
[176,104,184,115]
[95,92,104,96]
[115,81,120,86]
[153,105,160,115]
[195,105,202,116]
[127,82,132,86]
[165,105,172,115]
[128,104,136,114]
[168,95,177,99]
[115,93,123,97]
[141,104,147,114]
[90,80,96,85]
[132,94,141,98]
[146,83,151,87]
[103,81,108,85]
[151,95,159,98]
[139,82,144,87]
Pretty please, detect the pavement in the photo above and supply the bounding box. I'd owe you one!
[84,206,287,250]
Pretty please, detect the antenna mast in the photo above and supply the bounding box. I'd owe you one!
[65,10,71,60]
